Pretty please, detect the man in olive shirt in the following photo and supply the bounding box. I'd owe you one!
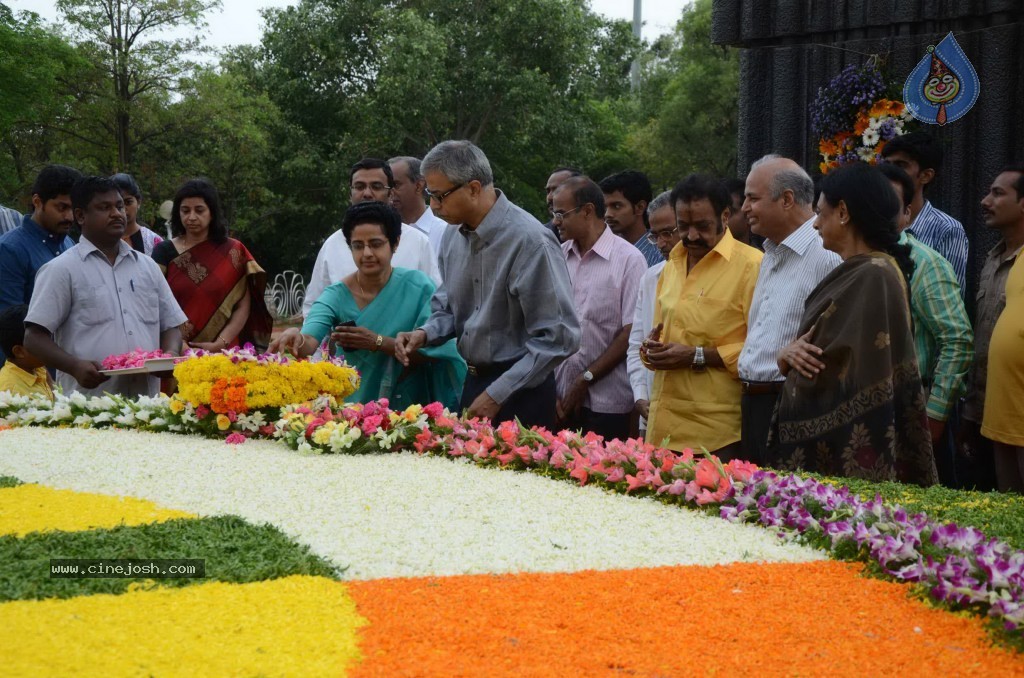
[396,140,580,428]
[960,170,1024,491]
[963,167,1024,491]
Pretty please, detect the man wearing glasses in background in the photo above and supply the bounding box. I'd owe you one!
[627,191,680,437]
[551,176,646,440]
[303,157,439,316]
[388,155,448,257]
[395,140,580,427]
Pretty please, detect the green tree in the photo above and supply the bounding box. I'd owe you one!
[627,0,739,185]
[55,0,221,169]
[248,0,640,275]
[0,5,85,199]
[256,0,638,204]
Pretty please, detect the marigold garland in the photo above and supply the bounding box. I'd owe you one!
[173,348,359,411]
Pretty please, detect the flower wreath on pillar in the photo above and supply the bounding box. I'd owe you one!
[810,60,916,175]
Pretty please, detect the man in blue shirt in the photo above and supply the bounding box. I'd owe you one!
[881,132,969,293]
[0,164,82,362]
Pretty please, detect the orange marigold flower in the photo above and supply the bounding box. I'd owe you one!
[869,98,906,118]
[819,138,840,157]
[209,376,250,414]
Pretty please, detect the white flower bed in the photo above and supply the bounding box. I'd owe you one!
[0,428,824,579]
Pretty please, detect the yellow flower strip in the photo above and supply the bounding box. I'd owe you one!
[174,354,359,409]
[0,575,365,676]
[0,484,194,537]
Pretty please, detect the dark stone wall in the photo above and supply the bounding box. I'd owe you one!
[712,0,1024,303]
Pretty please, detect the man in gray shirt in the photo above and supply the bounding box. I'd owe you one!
[396,140,580,427]
[26,177,186,398]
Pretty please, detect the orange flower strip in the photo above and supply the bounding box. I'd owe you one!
[348,562,1024,677]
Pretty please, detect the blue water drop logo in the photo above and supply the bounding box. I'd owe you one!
[903,32,980,126]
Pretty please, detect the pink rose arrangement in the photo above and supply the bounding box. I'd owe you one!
[278,398,756,510]
[101,348,174,370]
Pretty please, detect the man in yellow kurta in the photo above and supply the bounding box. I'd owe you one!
[642,174,762,457]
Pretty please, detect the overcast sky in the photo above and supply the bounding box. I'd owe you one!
[13,0,690,49]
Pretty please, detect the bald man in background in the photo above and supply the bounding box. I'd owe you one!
[737,154,841,463]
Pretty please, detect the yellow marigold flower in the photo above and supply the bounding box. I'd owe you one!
[216,414,231,431]
[169,397,185,414]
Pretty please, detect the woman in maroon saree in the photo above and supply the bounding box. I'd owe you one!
[152,179,272,352]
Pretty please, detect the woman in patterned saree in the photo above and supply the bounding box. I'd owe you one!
[767,162,937,486]
[152,179,272,352]
[270,201,465,409]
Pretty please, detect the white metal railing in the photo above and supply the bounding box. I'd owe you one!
[264,270,306,320]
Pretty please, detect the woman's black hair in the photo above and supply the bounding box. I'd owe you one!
[820,162,915,284]
[170,178,228,244]
[110,173,142,200]
[341,201,402,249]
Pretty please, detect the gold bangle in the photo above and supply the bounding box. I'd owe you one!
[374,335,384,351]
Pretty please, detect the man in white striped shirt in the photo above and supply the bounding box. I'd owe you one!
[738,155,841,463]
[627,191,679,436]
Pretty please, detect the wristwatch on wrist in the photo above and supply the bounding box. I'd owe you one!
[582,369,595,383]
[374,335,384,351]
[691,346,706,371]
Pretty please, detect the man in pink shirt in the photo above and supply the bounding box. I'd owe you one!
[553,176,647,440]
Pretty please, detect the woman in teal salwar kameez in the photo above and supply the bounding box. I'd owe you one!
[271,202,465,409]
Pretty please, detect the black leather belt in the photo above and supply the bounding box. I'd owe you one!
[466,359,519,378]
[741,380,785,395]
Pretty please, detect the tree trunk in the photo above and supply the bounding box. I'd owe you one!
[116,110,131,168]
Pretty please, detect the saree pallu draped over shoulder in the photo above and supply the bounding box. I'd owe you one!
[768,253,938,486]
[155,238,272,352]
[302,268,466,410]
